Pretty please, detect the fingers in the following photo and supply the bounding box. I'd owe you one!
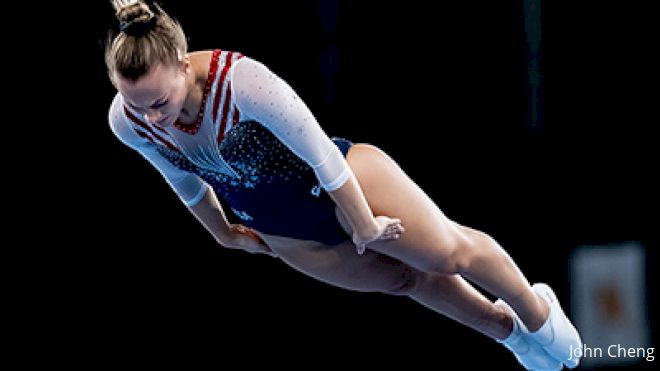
[388,220,405,233]
[382,218,405,240]
[231,224,275,256]
[382,229,402,239]
[354,217,404,255]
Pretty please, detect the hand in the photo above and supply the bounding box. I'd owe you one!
[353,216,405,255]
[224,224,277,257]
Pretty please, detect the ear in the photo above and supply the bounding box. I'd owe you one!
[180,54,192,75]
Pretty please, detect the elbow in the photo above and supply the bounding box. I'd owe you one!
[318,167,351,192]
[313,145,352,192]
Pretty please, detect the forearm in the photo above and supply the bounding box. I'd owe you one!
[328,172,379,243]
[188,186,233,244]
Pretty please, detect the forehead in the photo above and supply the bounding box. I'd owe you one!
[116,63,178,104]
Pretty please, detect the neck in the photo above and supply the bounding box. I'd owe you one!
[178,63,207,125]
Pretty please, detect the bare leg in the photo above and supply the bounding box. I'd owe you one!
[451,223,549,331]
[263,232,562,369]
[343,144,549,332]
[261,232,512,339]
[411,272,513,340]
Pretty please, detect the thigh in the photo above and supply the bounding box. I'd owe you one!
[341,144,471,273]
[259,232,417,294]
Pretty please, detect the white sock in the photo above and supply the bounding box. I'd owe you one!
[528,283,582,368]
[495,299,530,354]
[495,298,563,370]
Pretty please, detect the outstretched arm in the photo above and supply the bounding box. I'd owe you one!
[231,57,403,253]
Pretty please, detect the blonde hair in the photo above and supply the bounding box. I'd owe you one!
[105,0,187,82]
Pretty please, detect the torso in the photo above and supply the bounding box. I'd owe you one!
[187,52,350,251]
[159,119,351,244]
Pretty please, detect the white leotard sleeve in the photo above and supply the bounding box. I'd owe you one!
[231,57,351,191]
[108,94,209,207]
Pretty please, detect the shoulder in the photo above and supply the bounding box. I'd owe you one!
[229,57,274,105]
[107,93,126,134]
[188,49,248,83]
[188,50,214,81]
[230,56,267,82]
[107,93,141,147]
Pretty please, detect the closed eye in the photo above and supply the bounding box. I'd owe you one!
[151,100,168,109]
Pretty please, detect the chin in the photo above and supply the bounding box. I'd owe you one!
[156,116,174,127]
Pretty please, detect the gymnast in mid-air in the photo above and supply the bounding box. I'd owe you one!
[105,1,582,369]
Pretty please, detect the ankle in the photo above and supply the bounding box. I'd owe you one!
[526,292,550,332]
[494,305,515,341]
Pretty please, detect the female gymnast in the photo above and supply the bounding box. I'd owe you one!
[105,1,582,369]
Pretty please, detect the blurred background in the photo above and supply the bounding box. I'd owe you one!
[33,0,657,368]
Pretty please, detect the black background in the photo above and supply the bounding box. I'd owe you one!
[22,0,657,368]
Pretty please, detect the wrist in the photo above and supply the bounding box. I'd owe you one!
[215,228,237,247]
[353,218,379,245]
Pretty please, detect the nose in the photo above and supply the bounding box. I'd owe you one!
[144,109,164,125]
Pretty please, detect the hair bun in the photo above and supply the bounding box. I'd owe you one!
[116,2,156,36]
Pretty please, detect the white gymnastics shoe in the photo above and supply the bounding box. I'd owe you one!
[495,299,563,370]
[528,283,583,369]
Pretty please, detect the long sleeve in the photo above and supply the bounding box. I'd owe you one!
[231,57,351,191]
[108,94,209,207]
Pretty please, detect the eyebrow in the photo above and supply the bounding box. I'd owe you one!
[127,95,167,110]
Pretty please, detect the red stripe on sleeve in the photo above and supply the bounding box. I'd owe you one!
[151,122,170,136]
[133,128,156,144]
[124,106,180,153]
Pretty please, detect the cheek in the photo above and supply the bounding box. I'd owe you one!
[170,82,188,111]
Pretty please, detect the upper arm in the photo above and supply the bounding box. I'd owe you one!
[108,94,208,206]
[231,57,351,191]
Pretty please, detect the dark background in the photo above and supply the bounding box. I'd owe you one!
[27,0,656,368]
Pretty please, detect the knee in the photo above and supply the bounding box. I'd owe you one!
[451,228,502,273]
[382,267,424,296]
[432,228,497,274]
[420,237,465,275]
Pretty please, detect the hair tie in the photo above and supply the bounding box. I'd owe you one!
[119,14,156,34]
[119,20,131,32]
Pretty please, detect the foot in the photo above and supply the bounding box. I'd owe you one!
[527,283,583,369]
[495,299,563,370]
